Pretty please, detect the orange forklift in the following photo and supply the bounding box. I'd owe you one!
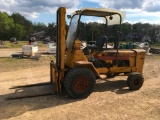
[50,7,146,99]
[10,7,146,99]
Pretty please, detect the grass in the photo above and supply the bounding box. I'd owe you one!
[0,41,27,48]
[150,42,160,48]
[0,57,18,62]
[0,56,56,73]
[0,41,47,49]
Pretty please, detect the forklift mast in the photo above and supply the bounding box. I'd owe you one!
[56,7,66,78]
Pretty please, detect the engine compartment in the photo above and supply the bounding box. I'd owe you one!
[88,56,130,68]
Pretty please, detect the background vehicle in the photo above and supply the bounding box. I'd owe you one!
[30,36,36,42]
[10,37,17,42]
[43,36,51,44]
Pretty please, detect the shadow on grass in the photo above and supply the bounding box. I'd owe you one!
[0,79,132,119]
[94,79,133,94]
[0,83,76,119]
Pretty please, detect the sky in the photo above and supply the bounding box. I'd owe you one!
[1,0,160,25]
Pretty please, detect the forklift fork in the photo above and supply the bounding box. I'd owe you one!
[7,82,54,100]
[7,92,54,100]
[10,82,51,89]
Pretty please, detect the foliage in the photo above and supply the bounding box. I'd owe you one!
[0,11,160,42]
[46,22,56,40]
[11,13,34,39]
[9,23,26,40]
[0,12,14,40]
[33,22,47,32]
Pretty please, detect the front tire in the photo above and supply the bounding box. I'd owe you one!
[127,72,144,90]
[64,68,96,99]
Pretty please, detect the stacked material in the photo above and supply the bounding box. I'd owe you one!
[149,48,160,54]
[22,45,38,56]
[47,42,56,53]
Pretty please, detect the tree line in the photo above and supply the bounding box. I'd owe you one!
[0,11,160,42]
[0,12,55,41]
[76,22,160,43]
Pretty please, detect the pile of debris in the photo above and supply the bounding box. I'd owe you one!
[149,48,160,54]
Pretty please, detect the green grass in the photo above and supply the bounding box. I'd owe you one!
[0,41,47,49]
[0,41,27,48]
[150,42,160,48]
[0,58,18,62]
[0,56,56,73]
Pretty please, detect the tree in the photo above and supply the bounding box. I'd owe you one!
[33,22,47,32]
[0,12,14,40]
[46,22,56,39]
[11,13,34,39]
[9,23,26,40]
[121,22,132,34]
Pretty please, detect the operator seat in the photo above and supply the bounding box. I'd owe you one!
[96,35,108,50]
[86,35,108,50]
[82,35,108,55]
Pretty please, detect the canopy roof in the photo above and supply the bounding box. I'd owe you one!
[72,8,126,25]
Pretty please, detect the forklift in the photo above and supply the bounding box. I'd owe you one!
[10,7,145,99]
[50,7,146,99]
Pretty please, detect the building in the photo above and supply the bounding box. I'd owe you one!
[142,35,151,42]
[126,33,142,42]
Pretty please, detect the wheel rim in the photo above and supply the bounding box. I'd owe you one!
[134,78,140,86]
[73,75,90,94]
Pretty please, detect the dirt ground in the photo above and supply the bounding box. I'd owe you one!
[0,54,160,120]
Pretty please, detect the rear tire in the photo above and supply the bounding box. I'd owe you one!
[64,68,96,99]
[127,72,144,90]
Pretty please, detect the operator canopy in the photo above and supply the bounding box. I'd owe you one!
[72,8,126,25]
[66,8,126,49]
